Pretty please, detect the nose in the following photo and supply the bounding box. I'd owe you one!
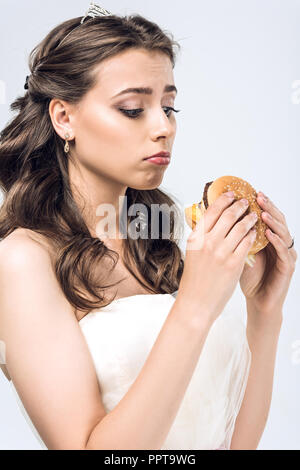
[150,108,176,141]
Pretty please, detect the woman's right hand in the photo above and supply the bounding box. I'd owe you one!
[176,191,258,324]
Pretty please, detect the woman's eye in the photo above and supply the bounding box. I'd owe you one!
[119,107,181,119]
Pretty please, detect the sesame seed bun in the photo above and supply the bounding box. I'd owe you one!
[184,175,269,267]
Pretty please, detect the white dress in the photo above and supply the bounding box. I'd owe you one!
[3,291,251,450]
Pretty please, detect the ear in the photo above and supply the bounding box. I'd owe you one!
[48,99,75,140]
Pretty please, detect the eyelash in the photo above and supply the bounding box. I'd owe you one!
[119,106,181,119]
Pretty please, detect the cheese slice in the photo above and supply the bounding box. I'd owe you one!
[245,253,256,268]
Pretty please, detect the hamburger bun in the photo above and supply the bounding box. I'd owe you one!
[184,175,269,267]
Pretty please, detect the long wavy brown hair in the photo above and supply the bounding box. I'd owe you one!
[0,12,185,319]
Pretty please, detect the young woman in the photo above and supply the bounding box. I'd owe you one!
[0,3,297,450]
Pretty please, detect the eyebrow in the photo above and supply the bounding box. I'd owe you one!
[111,84,177,99]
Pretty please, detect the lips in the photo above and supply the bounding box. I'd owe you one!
[144,151,170,160]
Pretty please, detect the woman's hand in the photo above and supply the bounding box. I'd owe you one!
[239,192,297,321]
[177,192,258,325]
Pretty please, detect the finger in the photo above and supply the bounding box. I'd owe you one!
[256,192,285,223]
[210,198,250,242]
[196,191,236,233]
[233,227,257,260]
[261,209,294,252]
[265,228,291,268]
[224,210,258,254]
[261,211,287,239]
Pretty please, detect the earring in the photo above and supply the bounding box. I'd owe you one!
[64,133,70,153]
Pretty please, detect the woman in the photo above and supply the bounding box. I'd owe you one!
[0,3,297,450]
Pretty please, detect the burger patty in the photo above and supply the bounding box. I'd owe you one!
[203,181,213,209]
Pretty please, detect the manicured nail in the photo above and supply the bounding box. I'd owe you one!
[259,191,268,200]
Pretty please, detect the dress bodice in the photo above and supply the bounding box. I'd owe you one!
[4,292,251,450]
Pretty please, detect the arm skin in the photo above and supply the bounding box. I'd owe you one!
[230,303,282,450]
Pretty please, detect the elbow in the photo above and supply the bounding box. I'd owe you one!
[230,441,259,450]
[83,413,110,450]
[229,431,263,450]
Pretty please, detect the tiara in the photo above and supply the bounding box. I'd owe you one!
[80,2,113,24]
[59,2,113,47]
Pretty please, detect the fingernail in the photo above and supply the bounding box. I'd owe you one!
[259,191,268,200]
[225,191,235,197]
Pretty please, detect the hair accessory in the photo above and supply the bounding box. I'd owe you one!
[24,75,30,90]
[80,2,113,24]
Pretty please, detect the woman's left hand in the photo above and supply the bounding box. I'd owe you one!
[239,192,297,319]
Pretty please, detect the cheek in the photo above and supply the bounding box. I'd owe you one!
[74,105,133,167]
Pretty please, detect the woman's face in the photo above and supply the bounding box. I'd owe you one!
[68,48,178,190]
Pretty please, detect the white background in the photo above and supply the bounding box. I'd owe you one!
[0,0,299,450]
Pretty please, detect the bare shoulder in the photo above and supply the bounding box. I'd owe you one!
[0,227,77,338]
[0,228,55,382]
[0,226,74,335]
[0,228,55,266]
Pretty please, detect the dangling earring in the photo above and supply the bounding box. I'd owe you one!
[64,133,70,153]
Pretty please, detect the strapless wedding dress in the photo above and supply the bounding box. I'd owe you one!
[3,291,251,450]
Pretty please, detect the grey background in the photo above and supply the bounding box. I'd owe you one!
[0,0,299,450]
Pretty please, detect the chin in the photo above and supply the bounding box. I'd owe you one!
[130,175,165,191]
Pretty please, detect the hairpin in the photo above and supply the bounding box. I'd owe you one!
[24,75,30,90]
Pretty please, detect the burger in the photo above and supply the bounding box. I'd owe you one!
[184,175,269,267]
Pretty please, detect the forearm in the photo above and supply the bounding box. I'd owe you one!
[230,306,282,450]
[86,299,213,450]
